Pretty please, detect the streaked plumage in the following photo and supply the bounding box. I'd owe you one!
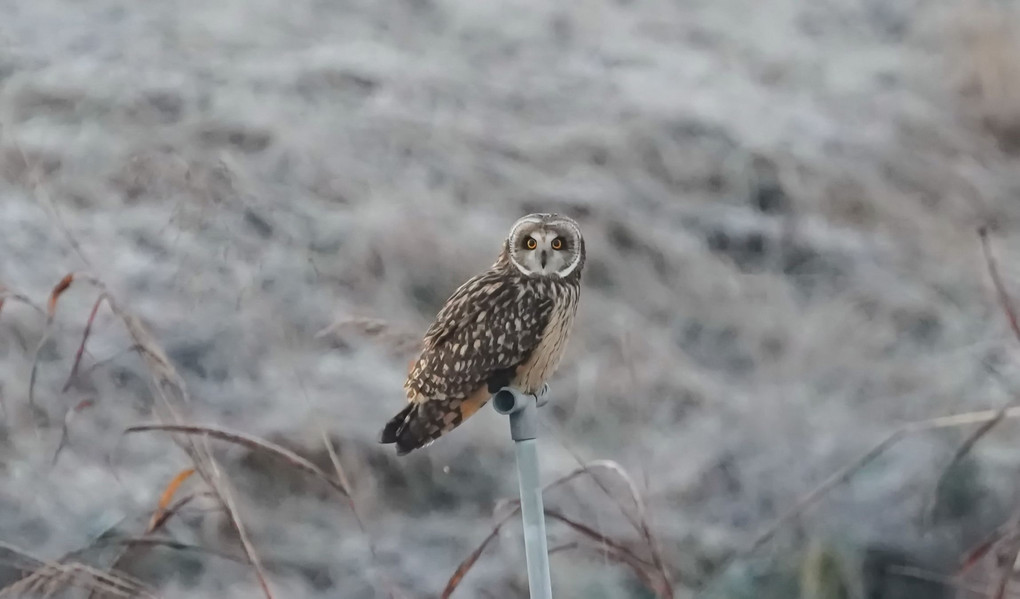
[380,213,585,455]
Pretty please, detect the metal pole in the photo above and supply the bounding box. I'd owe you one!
[493,387,553,599]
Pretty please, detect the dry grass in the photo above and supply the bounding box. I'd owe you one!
[0,208,398,596]
[0,268,381,597]
[955,229,1020,599]
[4,264,672,598]
[0,541,158,599]
[3,269,281,598]
[5,0,1020,595]
[122,423,350,499]
[5,200,1020,598]
[4,267,679,598]
[719,227,1020,599]
[442,459,674,599]
[6,204,1020,599]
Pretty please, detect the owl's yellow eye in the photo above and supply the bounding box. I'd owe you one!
[526,237,538,250]
[551,237,563,250]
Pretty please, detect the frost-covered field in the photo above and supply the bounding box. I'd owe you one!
[2,0,1020,597]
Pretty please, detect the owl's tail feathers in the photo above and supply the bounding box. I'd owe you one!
[379,403,419,456]
[380,390,488,456]
[380,401,446,456]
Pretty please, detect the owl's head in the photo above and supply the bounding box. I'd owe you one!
[503,213,585,279]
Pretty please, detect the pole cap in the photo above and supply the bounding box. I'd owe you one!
[492,386,543,441]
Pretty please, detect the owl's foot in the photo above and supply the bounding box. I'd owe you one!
[534,383,550,408]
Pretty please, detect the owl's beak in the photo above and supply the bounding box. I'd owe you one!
[540,250,548,268]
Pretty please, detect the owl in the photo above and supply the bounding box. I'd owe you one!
[380,213,585,455]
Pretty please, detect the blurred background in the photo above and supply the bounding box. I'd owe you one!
[2,0,1020,597]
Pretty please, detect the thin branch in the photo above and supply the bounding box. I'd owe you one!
[51,397,96,465]
[926,402,1008,526]
[742,429,907,554]
[207,457,276,599]
[544,509,655,571]
[444,459,673,598]
[979,226,1020,343]
[743,405,1020,558]
[0,289,46,318]
[62,293,110,392]
[22,139,276,598]
[28,273,75,408]
[123,423,349,498]
[63,536,248,566]
[0,540,159,599]
[442,509,520,599]
[147,468,197,532]
[544,420,674,595]
[148,492,217,533]
[960,525,1007,576]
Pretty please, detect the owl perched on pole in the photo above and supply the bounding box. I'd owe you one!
[380,213,585,455]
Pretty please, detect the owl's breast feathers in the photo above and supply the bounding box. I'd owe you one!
[407,271,555,400]
[381,268,580,454]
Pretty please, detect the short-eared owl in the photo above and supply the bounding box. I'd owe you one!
[380,213,585,455]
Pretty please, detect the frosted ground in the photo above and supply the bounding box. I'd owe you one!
[2,0,1020,596]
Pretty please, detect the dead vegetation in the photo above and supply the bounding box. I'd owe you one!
[8,229,1020,598]
[5,173,1020,598]
[0,540,158,599]
[5,191,1020,597]
[714,227,1020,599]
[6,0,1020,596]
[8,270,281,598]
[2,263,678,597]
[442,459,674,599]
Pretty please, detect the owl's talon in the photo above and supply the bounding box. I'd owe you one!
[534,383,550,407]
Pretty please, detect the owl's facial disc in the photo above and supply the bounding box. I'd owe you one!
[507,215,582,278]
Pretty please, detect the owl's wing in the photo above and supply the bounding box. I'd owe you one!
[410,270,553,400]
[381,270,553,454]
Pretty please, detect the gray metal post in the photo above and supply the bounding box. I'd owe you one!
[493,386,552,599]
